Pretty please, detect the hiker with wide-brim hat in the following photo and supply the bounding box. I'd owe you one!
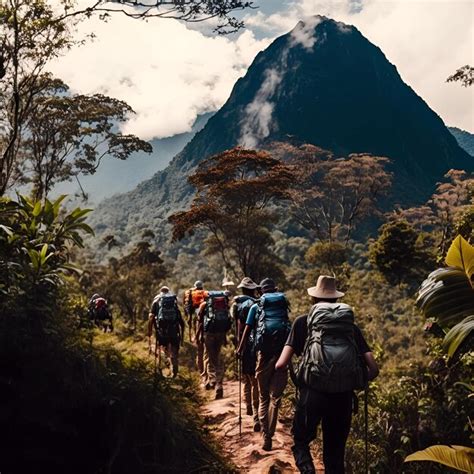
[231,277,261,432]
[275,275,379,473]
[237,278,290,451]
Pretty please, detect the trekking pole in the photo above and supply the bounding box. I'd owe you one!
[238,356,242,438]
[364,387,369,474]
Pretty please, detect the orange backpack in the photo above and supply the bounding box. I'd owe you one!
[191,289,207,309]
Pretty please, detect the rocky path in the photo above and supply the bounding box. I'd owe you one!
[201,379,324,473]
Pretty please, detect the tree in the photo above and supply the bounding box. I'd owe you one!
[447,65,474,87]
[393,169,474,256]
[0,0,80,195]
[305,241,348,275]
[19,75,151,200]
[271,143,392,245]
[369,220,434,285]
[65,1,255,35]
[81,240,167,329]
[0,0,254,195]
[169,147,294,280]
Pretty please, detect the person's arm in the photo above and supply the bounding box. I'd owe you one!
[147,313,154,353]
[236,324,251,356]
[275,345,294,370]
[364,352,379,381]
[177,308,185,343]
[236,304,257,355]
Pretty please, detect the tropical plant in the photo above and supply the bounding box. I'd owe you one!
[405,445,474,472]
[0,193,93,319]
[417,235,474,358]
[405,235,474,471]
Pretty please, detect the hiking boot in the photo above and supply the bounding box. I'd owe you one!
[298,463,316,474]
[253,421,261,432]
[215,388,223,400]
[262,436,272,451]
[246,405,253,416]
[292,445,315,473]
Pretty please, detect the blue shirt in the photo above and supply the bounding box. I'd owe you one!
[245,302,259,327]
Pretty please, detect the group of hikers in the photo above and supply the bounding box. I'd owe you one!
[137,274,379,473]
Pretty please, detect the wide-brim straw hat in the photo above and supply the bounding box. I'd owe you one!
[307,275,344,299]
[237,277,259,290]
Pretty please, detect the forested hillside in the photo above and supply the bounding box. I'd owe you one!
[450,127,474,157]
[1,1,473,473]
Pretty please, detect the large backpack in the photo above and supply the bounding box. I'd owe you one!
[234,295,256,326]
[154,294,180,339]
[255,293,291,357]
[191,289,207,310]
[297,302,367,393]
[94,297,109,321]
[204,291,231,334]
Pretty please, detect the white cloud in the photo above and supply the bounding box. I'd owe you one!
[50,15,270,141]
[50,0,473,144]
[240,67,284,147]
[245,0,474,132]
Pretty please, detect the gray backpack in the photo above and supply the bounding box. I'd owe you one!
[297,302,367,393]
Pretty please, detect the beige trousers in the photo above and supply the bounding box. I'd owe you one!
[256,353,288,438]
[203,332,226,390]
[243,373,259,422]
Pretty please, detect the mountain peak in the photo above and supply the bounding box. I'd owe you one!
[290,16,354,49]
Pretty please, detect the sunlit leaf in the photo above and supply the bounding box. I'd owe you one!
[32,201,42,217]
[405,445,474,472]
[446,235,474,283]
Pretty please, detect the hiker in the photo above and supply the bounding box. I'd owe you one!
[184,281,208,377]
[183,280,207,343]
[275,275,379,474]
[88,293,113,332]
[231,277,261,432]
[237,278,290,451]
[196,290,232,399]
[148,286,185,378]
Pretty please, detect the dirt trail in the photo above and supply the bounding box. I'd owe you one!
[201,379,324,473]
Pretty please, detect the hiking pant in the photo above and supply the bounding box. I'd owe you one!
[255,353,287,439]
[292,388,353,474]
[203,332,226,390]
[158,338,180,376]
[243,373,259,422]
[196,338,205,379]
[164,342,179,375]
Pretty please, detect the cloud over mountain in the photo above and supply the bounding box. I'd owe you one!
[50,14,270,141]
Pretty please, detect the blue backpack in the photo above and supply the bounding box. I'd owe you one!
[255,293,291,356]
[204,291,231,333]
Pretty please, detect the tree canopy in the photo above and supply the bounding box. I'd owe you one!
[169,147,294,280]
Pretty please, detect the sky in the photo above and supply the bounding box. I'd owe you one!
[50,0,474,144]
